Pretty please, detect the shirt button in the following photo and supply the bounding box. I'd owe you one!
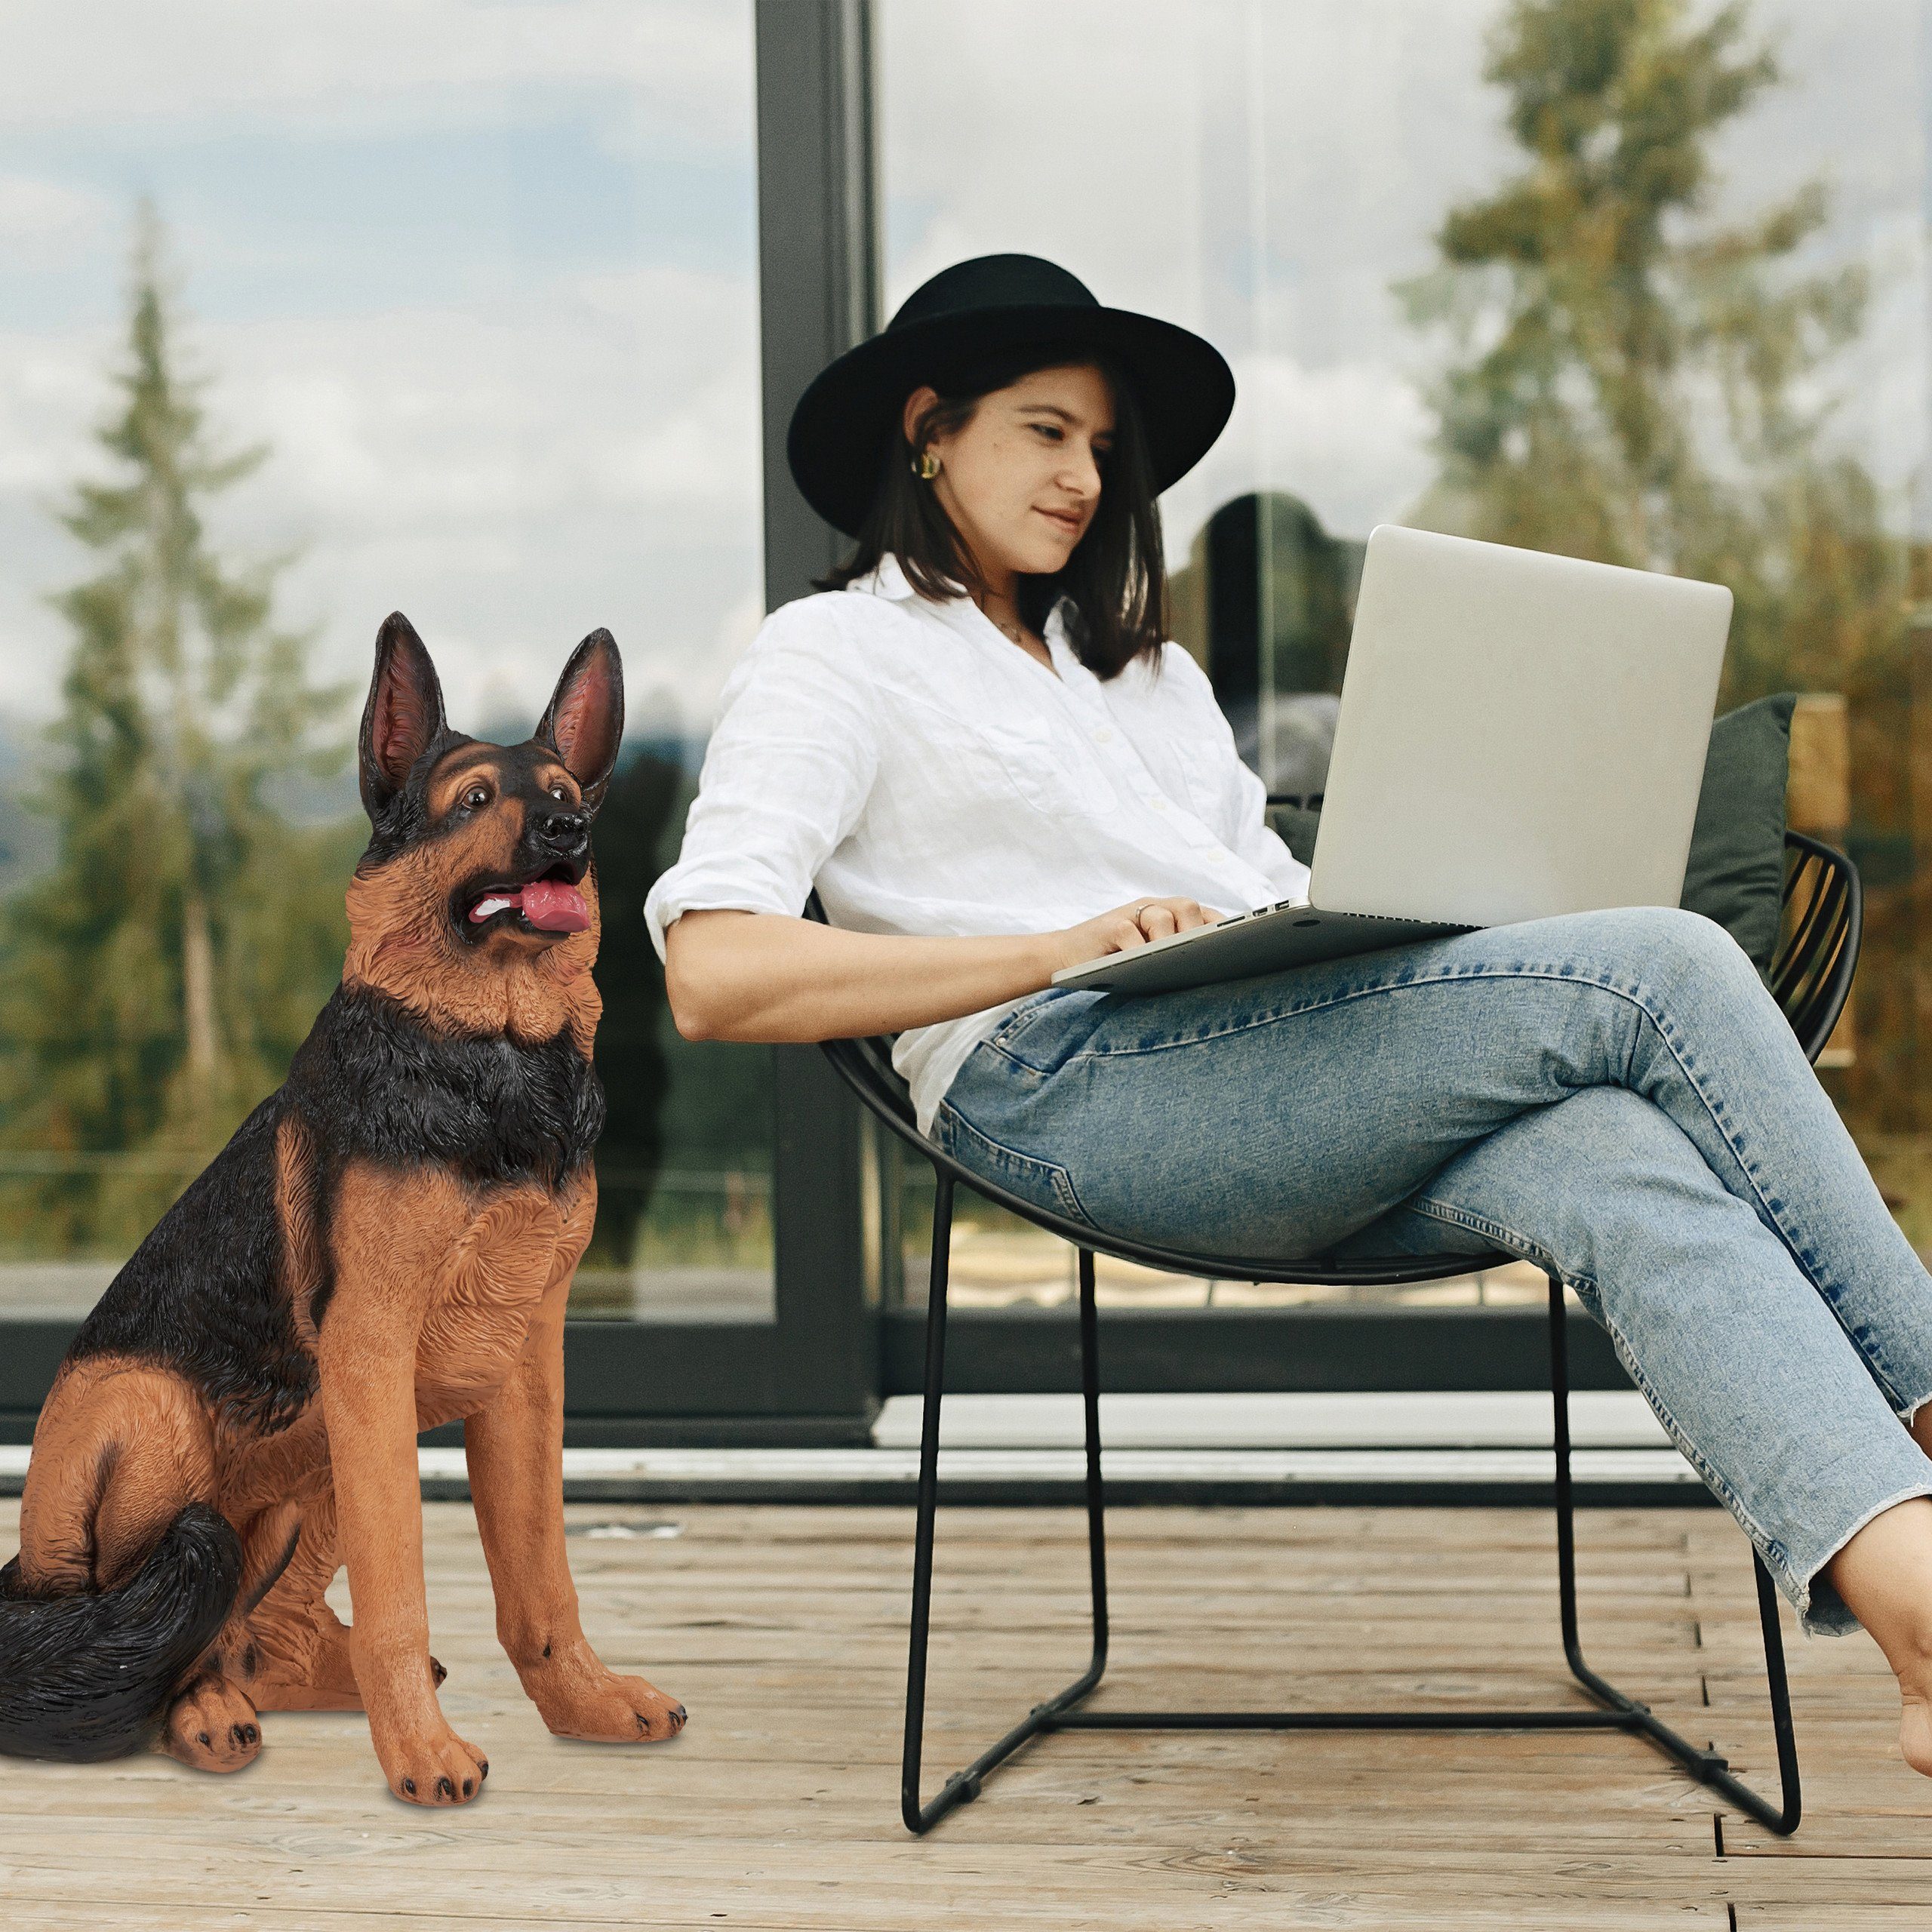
[1149,796,1168,811]
[1094,726,1114,743]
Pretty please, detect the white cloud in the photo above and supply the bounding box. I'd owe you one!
[0,257,764,733]
[1168,352,1435,553]
[0,321,112,495]
[0,0,754,145]
[208,265,754,522]
[0,176,109,258]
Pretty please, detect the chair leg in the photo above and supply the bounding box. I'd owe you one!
[898,1235,1801,1835]
[1544,1270,1802,1835]
[1076,1247,1111,1684]
[900,1197,1110,1834]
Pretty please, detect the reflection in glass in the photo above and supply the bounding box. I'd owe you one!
[0,2,773,1325]
[883,1168,1555,1314]
[879,0,1932,1306]
[580,737,777,1321]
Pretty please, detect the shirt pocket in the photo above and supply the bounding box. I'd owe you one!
[961,714,1116,821]
[1143,716,1233,833]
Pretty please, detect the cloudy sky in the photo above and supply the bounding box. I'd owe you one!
[880,0,1931,561]
[1,0,1927,745]
[0,0,764,742]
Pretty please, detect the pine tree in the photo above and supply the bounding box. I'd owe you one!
[1398,0,1905,707]
[0,209,356,1256]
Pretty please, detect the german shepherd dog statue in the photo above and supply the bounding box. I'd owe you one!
[0,616,685,1804]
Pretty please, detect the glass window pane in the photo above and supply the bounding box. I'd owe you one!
[877,0,1931,1308]
[0,1,772,1326]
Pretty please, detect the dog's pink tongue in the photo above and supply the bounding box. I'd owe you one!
[519,878,590,933]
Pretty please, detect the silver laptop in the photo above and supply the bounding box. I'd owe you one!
[1052,523,1732,997]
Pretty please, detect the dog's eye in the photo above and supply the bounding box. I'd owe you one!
[548,782,571,801]
[462,784,490,811]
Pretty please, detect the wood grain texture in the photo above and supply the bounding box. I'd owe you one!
[2,1499,1928,1927]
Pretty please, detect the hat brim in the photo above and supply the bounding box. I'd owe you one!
[786,304,1235,537]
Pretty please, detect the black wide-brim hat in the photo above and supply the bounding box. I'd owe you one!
[787,253,1236,537]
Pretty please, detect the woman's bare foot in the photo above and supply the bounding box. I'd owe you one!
[1900,1680,1932,1777]
[1826,1493,1932,1777]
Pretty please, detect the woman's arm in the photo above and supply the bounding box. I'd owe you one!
[664,897,1222,1043]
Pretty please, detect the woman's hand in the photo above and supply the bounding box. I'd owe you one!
[1041,897,1226,977]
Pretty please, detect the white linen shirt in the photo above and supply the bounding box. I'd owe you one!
[644,556,1312,1134]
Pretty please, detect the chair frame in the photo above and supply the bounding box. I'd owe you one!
[812,831,1860,1836]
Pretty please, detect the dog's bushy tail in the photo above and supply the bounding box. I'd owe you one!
[0,1503,242,1762]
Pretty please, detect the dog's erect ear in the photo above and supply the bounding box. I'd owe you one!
[359,613,448,820]
[536,629,624,811]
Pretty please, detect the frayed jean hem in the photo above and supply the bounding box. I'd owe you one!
[1792,1480,1932,1639]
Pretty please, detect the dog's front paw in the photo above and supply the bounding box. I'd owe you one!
[374,1720,490,1805]
[535,1666,688,1744]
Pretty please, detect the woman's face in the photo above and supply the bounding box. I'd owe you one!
[905,362,1115,585]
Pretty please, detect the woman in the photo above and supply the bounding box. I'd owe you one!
[648,253,1932,1774]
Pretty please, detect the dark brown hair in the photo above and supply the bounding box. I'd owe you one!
[817,343,1168,678]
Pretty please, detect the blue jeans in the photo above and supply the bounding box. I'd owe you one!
[934,904,1932,1638]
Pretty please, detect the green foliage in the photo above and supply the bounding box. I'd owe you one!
[1398,0,1906,707]
[0,209,357,1256]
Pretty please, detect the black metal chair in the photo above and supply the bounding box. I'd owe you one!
[811,829,1860,1836]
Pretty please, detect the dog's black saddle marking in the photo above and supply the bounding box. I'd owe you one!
[67,983,605,1431]
[68,1099,317,1435]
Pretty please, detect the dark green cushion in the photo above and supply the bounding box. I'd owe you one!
[1265,691,1797,975]
[1679,692,1798,974]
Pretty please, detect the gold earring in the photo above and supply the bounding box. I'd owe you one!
[915,449,940,481]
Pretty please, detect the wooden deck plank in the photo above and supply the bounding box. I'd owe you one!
[2,1498,1929,1925]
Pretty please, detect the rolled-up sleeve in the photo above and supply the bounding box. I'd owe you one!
[643,600,881,961]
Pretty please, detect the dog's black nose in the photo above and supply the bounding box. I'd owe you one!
[534,808,589,853]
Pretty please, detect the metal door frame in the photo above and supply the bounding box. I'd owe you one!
[0,0,883,1448]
